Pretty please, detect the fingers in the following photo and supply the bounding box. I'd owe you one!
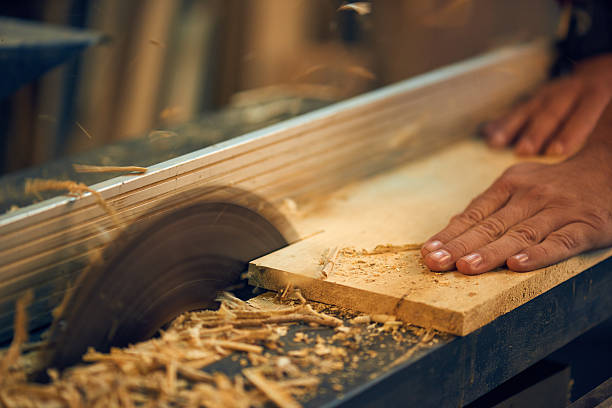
[506,223,597,272]
[453,210,568,274]
[421,181,512,256]
[424,207,566,273]
[483,97,543,148]
[513,87,579,156]
[545,88,612,156]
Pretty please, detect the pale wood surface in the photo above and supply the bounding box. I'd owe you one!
[250,139,612,335]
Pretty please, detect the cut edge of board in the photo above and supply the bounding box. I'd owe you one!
[250,247,612,336]
[248,263,466,335]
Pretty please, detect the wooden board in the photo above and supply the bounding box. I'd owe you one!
[249,139,612,335]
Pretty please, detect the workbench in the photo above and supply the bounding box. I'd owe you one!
[206,262,612,407]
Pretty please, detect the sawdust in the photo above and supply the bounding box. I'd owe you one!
[318,244,430,291]
[1,290,439,407]
[387,328,435,369]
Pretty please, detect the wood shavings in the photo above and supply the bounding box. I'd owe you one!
[243,368,301,408]
[24,178,120,227]
[321,247,340,278]
[293,64,375,82]
[346,65,376,80]
[279,283,294,301]
[351,315,371,325]
[2,290,435,407]
[75,121,93,139]
[0,290,32,386]
[281,198,299,214]
[72,164,147,174]
[293,289,307,305]
[149,39,166,48]
[147,129,178,140]
[388,328,436,369]
[337,2,371,15]
[371,314,397,324]
[356,243,423,255]
[202,340,263,354]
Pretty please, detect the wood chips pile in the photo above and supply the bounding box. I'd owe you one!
[0,291,367,408]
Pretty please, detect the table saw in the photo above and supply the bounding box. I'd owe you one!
[1,39,611,407]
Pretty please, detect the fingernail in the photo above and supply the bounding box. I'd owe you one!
[547,142,564,156]
[461,253,482,268]
[512,253,529,263]
[423,240,443,253]
[428,249,451,264]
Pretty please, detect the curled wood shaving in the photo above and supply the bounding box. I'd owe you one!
[321,247,340,278]
[337,2,371,15]
[279,283,294,301]
[346,65,376,80]
[0,290,32,385]
[72,164,147,174]
[24,178,120,227]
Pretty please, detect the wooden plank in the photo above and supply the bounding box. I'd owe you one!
[249,140,612,335]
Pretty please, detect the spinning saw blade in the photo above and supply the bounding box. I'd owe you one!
[37,191,295,377]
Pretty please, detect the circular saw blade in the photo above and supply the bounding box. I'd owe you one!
[39,195,294,375]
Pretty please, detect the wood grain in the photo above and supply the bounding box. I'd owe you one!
[249,140,612,335]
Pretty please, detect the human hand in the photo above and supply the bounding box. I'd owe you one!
[483,54,612,157]
[420,155,612,274]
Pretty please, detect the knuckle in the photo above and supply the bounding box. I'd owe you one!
[493,177,514,193]
[446,239,470,256]
[581,207,612,230]
[476,217,507,240]
[549,230,581,252]
[507,224,541,244]
[461,207,487,224]
[481,245,504,261]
